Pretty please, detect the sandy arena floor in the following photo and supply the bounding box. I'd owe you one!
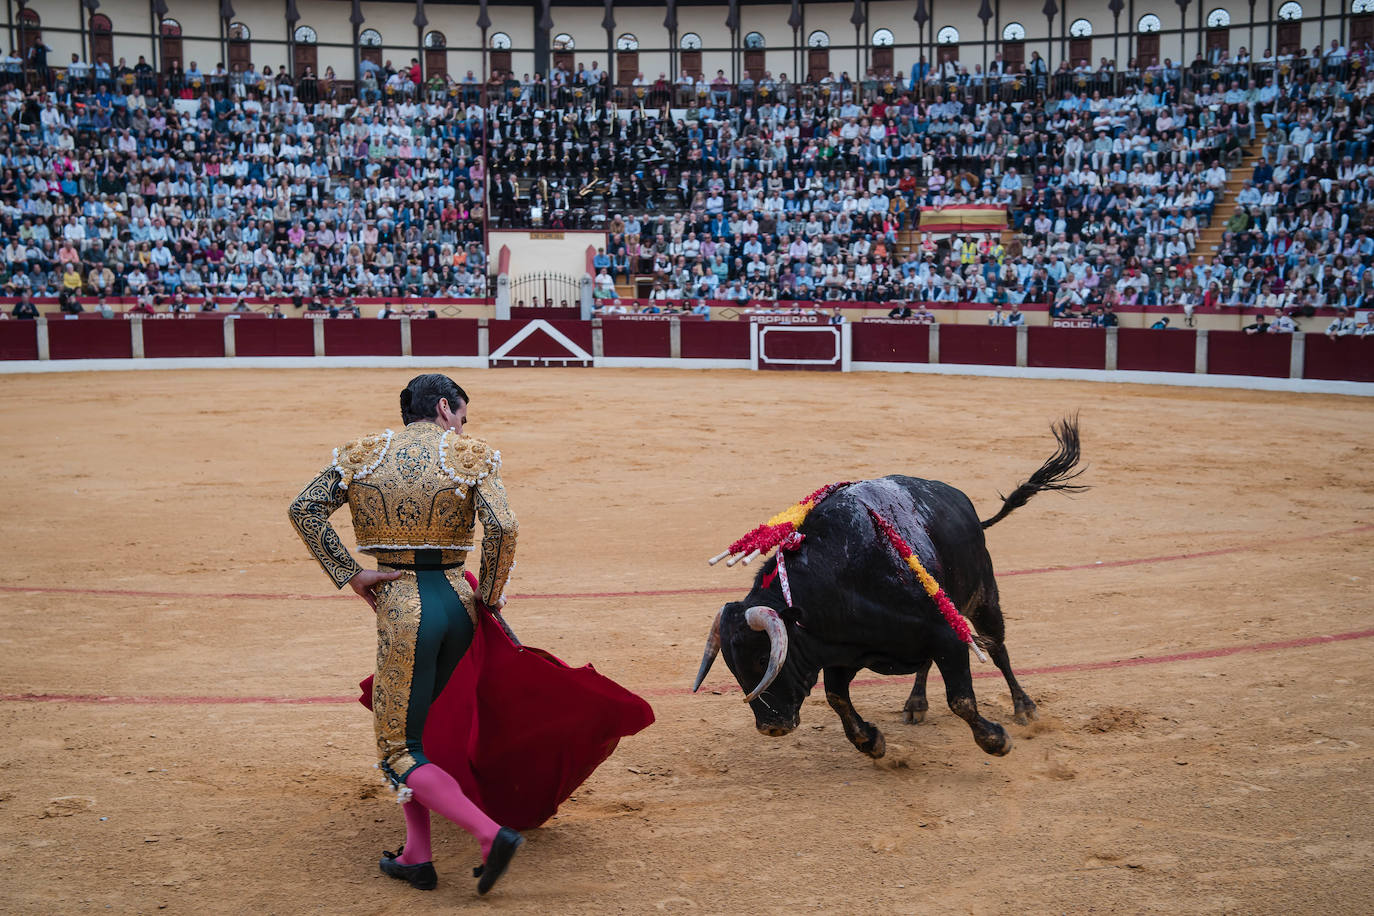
[0,368,1371,914]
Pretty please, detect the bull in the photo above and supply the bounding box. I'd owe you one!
[691,418,1084,759]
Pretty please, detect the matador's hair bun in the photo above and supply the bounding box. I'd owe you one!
[400,374,469,424]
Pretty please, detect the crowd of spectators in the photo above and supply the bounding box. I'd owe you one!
[491,48,1369,314]
[0,51,491,311]
[1,38,1371,320]
[1202,65,1374,320]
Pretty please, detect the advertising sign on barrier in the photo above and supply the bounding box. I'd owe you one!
[601,314,708,322]
[747,314,825,324]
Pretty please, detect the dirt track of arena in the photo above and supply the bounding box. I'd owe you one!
[1,368,1371,914]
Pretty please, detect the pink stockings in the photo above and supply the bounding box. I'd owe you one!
[395,763,500,865]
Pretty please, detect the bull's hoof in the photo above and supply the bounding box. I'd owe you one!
[901,700,928,725]
[856,727,886,759]
[977,726,1012,757]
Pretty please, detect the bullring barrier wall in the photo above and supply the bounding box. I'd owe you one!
[1,316,1370,395]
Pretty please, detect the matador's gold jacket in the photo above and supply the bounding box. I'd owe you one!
[287,421,518,607]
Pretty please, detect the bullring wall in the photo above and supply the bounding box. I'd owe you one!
[2,317,1370,395]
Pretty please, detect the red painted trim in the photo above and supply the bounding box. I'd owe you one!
[2,525,1368,605]
[4,627,1371,706]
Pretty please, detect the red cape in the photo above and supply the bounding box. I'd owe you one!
[360,572,655,830]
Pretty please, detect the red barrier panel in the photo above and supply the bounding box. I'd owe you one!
[1302,336,1374,383]
[602,319,671,358]
[939,325,1016,366]
[680,321,751,360]
[1118,328,1196,373]
[1207,331,1291,378]
[235,318,315,357]
[488,320,594,362]
[1028,327,1104,370]
[323,320,403,356]
[851,322,929,363]
[411,319,481,357]
[143,318,225,358]
[0,320,39,360]
[47,319,132,359]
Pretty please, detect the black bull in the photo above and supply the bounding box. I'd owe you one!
[692,418,1085,759]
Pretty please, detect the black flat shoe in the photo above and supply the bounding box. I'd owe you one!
[380,849,437,891]
[475,827,524,895]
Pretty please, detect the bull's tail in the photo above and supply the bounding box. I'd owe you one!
[980,415,1087,529]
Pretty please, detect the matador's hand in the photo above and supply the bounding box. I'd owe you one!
[349,569,403,610]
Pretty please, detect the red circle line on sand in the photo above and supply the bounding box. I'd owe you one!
[3,627,1372,706]
[3,523,1371,605]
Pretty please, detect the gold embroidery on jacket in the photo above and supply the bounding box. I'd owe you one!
[287,467,364,589]
[290,423,515,616]
[475,475,518,607]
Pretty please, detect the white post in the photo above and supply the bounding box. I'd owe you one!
[840,320,852,372]
[1104,326,1118,371]
[928,322,939,363]
[669,316,682,359]
[749,321,760,371]
[1194,329,1209,375]
[591,318,605,359]
[1015,324,1028,368]
[35,317,50,361]
[130,316,145,358]
[494,274,511,320]
[579,275,594,320]
[1289,332,1304,380]
[313,317,326,357]
[477,318,490,364]
[400,316,413,357]
[223,317,237,358]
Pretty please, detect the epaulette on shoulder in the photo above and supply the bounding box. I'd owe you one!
[440,432,502,486]
[332,429,395,489]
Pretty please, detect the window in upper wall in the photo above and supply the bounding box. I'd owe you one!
[1354,0,1374,13]
[489,32,512,50]
[424,31,446,49]
[680,32,703,50]
[229,22,251,40]
[744,32,766,49]
[1138,14,1163,32]
[937,26,959,44]
[1278,1,1303,18]
[617,34,639,51]
[161,18,182,36]
[1206,8,1231,27]
[808,31,830,48]
[872,28,895,46]
[294,26,317,44]
[359,29,382,47]
[553,33,575,51]
[1002,22,1026,41]
[1070,18,1093,37]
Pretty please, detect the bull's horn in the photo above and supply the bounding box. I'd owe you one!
[743,605,788,702]
[691,608,724,692]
